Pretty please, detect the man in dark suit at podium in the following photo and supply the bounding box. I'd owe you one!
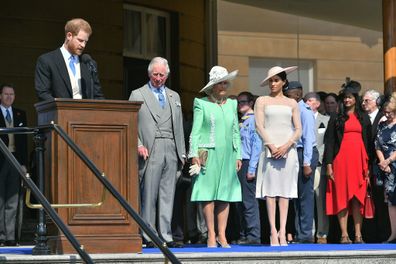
[129,57,185,248]
[35,18,104,101]
[0,84,27,246]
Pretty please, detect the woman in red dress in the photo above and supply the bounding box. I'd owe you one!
[324,80,372,244]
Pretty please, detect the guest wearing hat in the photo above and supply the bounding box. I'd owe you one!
[283,82,318,244]
[304,92,330,243]
[324,80,372,244]
[189,66,242,248]
[255,66,302,246]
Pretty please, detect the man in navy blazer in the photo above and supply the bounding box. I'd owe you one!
[35,18,104,101]
[0,84,27,246]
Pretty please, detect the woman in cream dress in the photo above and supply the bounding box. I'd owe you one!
[255,66,302,246]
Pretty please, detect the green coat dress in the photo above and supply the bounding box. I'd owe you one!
[189,97,242,202]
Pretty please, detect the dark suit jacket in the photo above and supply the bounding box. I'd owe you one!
[0,107,28,166]
[324,112,373,166]
[372,110,384,139]
[35,49,105,101]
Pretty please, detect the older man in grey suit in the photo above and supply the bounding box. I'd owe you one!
[129,57,185,248]
[304,92,330,244]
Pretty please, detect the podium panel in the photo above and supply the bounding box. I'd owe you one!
[35,99,142,253]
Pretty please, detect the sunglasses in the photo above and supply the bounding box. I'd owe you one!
[238,100,250,105]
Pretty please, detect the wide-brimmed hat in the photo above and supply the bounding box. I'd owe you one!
[260,66,298,87]
[200,66,238,93]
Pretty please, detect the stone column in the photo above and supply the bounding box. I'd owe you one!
[383,0,396,95]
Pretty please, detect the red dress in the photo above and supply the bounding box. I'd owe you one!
[326,114,368,215]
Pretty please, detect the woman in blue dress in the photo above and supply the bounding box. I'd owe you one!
[375,93,396,243]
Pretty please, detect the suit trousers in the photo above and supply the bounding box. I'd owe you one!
[141,138,178,242]
[295,147,318,241]
[313,163,329,238]
[0,158,20,241]
[236,159,260,241]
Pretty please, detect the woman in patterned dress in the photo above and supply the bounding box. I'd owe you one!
[375,93,396,243]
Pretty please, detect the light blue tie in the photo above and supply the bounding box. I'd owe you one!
[155,89,165,108]
[69,55,76,76]
[5,109,11,124]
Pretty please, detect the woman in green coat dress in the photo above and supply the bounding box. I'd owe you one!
[189,66,242,248]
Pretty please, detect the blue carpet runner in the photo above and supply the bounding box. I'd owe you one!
[0,243,395,255]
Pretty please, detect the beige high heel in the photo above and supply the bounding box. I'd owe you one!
[270,233,280,246]
[278,232,288,246]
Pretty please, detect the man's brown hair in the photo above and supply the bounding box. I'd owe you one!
[64,18,92,36]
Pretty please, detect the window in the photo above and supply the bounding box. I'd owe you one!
[123,4,175,98]
[123,4,170,59]
[249,58,315,96]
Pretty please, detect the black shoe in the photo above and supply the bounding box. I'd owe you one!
[144,241,155,248]
[291,238,314,244]
[383,238,396,244]
[237,237,261,245]
[166,241,184,248]
[190,233,207,244]
[5,240,17,247]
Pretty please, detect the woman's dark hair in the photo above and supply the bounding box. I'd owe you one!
[275,71,289,90]
[325,92,338,102]
[336,91,364,128]
[238,91,254,102]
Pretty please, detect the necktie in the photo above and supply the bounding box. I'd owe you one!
[69,55,76,76]
[155,89,165,108]
[5,109,11,124]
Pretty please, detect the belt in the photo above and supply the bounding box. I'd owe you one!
[297,146,317,150]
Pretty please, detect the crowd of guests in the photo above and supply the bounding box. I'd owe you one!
[2,17,393,249]
[152,63,396,248]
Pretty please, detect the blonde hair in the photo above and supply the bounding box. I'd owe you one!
[388,92,396,113]
[64,18,92,36]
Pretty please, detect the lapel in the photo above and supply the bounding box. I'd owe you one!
[372,111,384,133]
[0,109,5,128]
[12,108,24,127]
[140,84,162,124]
[165,87,176,125]
[80,58,89,98]
[54,49,73,98]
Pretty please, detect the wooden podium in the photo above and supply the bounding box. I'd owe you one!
[34,99,142,254]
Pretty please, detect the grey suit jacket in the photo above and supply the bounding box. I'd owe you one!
[315,112,330,164]
[129,84,186,178]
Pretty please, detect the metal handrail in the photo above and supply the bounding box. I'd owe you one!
[0,137,94,263]
[0,125,181,264]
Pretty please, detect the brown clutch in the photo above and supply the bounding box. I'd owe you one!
[198,149,208,167]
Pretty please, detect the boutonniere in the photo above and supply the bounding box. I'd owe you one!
[175,101,181,107]
[18,123,23,127]
[319,122,325,128]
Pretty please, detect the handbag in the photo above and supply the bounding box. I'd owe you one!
[364,184,375,219]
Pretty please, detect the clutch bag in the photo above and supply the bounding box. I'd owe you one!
[198,149,208,167]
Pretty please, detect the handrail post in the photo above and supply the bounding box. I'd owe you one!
[32,132,50,255]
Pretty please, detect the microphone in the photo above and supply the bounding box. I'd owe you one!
[81,54,96,99]
[81,54,97,73]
